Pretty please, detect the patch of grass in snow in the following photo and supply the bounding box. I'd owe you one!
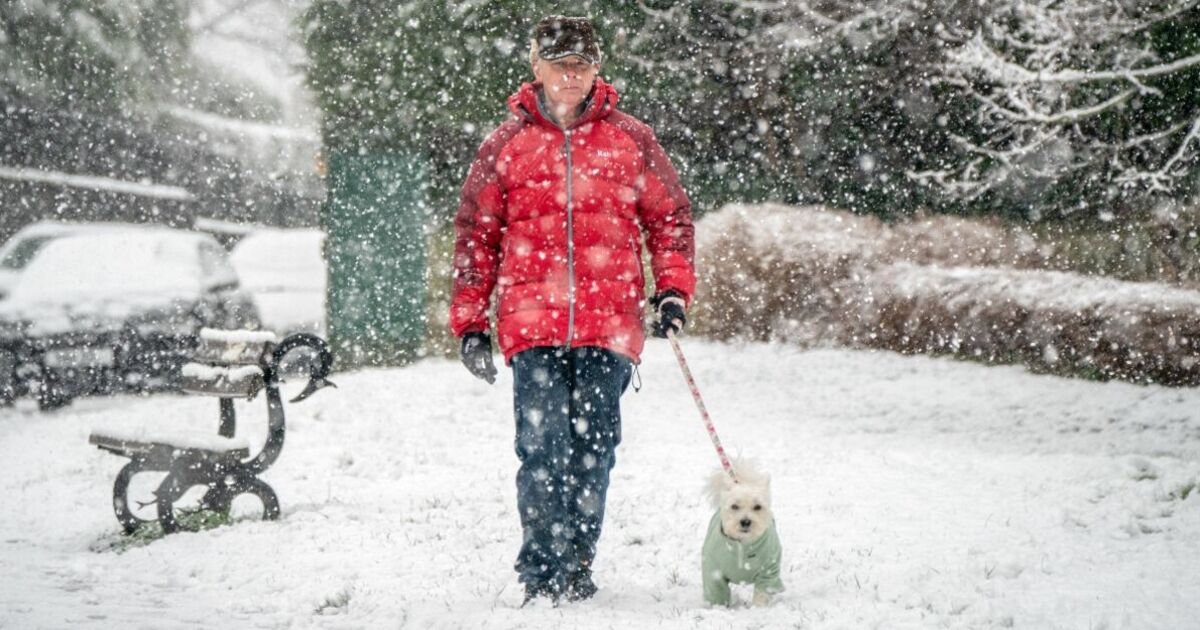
[314,588,352,615]
[1127,458,1159,482]
[949,349,1112,384]
[91,508,233,553]
[668,567,685,586]
[91,523,163,553]
[178,507,233,530]
[1072,365,1110,383]
[1168,481,1196,502]
[1130,470,1159,482]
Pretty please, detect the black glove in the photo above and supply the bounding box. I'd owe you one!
[460,332,498,384]
[651,290,687,338]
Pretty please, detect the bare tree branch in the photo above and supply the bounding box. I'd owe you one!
[954,34,1200,86]
[921,0,1200,206]
[984,89,1135,125]
[195,0,266,34]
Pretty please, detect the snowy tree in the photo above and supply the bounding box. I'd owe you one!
[0,0,188,107]
[597,1,999,217]
[911,0,1200,219]
[301,1,1199,222]
[300,0,948,217]
[1,0,324,232]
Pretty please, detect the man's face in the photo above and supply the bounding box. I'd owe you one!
[533,56,599,114]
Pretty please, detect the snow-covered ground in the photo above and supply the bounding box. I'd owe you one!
[1,341,1198,629]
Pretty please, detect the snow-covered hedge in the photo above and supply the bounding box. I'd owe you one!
[692,203,1200,385]
[853,265,1200,385]
[886,213,1052,269]
[691,204,888,344]
[691,203,1047,344]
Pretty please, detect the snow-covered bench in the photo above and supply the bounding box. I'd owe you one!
[89,328,334,534]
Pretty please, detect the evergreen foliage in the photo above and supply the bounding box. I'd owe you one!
[302,1,1200,225]
[0,1,321,237]
[0,0,189,108]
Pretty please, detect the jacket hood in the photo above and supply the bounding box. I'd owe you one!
[507,78,619,129]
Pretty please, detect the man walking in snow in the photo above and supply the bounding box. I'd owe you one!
[448,15,696,605]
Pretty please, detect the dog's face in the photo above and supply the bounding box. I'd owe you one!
[715,475,773,542]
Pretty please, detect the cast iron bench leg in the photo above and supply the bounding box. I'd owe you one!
[112,458,157,535]
[228,475,281,522]
[196,474,280,522]
[155,457,202,535]
[156,460,280,534]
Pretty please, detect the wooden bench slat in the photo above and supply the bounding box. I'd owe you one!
[89,428,250,459]
[192,328,277,365]
[179,362,265,398]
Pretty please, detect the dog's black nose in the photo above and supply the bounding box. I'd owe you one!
[740,518,752,529]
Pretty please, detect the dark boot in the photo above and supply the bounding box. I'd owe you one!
[522,582,561,607]
[564,569,598,602]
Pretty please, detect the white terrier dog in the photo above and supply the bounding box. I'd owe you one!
[701,462,783,606]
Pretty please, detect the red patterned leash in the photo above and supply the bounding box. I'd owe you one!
[666,330,738,482]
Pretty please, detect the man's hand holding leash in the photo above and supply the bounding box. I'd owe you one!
[652,290,687,338]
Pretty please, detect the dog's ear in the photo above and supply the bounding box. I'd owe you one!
[706,470,730,508]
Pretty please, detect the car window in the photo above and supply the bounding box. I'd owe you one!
[0,236,56,270]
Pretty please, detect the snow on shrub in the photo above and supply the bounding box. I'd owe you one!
[887,214,1051,269]
[690,204,887,344]
[691,204,1045,344]
[691,203,1200,385]
[853,265,1200,385]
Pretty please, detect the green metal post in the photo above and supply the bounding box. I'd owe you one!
[322,153,427,367]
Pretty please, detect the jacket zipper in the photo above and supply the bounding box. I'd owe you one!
[563,129,576,347]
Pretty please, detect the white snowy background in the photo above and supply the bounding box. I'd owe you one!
[2,341,1198,629]
[4,2,1200,628]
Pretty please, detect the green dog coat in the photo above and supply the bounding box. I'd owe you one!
[701,511,784,605]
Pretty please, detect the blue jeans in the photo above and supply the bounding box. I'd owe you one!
[511,346,633,590]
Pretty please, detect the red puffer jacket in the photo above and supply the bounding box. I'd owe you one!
[450,78,695,363]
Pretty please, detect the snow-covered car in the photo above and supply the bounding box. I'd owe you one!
[0,221,134,301]
[0,228,260,409]
[230,228,327,336]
